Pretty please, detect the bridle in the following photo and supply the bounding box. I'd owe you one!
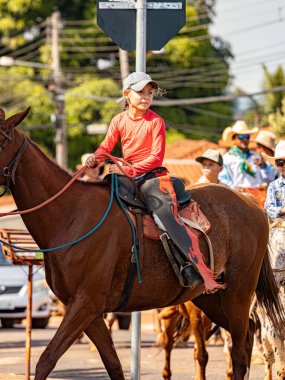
[0,128,28,197]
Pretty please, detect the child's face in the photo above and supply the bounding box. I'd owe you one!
[124,83,154,111]
[201,159,222,180]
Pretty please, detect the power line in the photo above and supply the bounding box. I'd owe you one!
[68,85,285,106]
[226,18,285,37]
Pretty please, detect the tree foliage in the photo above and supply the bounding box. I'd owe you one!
[268,98,285,137]
[262,64,285,113]
[0,0,233,168]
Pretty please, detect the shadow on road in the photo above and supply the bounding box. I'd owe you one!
[47,368,131,379]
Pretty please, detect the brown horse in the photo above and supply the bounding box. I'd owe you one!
[157,302,212,380]
[0,108,284,380]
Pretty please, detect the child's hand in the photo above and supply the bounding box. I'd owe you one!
[85,154,98,168]
[280,206,285,215]
[109,164,123,175]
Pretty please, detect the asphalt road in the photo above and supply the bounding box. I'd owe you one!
[0,313,275,380]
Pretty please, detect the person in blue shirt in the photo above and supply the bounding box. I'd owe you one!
[264,140,285,221]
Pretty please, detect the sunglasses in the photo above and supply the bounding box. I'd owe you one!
[275,159,285,167]
[237,134,250,140]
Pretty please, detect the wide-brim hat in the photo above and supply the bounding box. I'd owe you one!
[222,120,259,147]
[253,130,276,152]
[195,149,223,166]
[76,153,92,170]
[262,140,285,164]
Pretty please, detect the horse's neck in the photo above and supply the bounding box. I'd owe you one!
[11,135,75,241]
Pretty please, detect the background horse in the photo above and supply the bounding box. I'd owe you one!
[157,302,212,380]
[256,227,285,380]
[0,108,284,380]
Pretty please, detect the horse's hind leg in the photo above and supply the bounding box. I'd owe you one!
[193,294,253,380]
[34,297,99,380]
[84,315,125,379]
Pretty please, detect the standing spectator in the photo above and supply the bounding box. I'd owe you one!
[264,140,285,221]
[254,130,279,179]
[219,120,275,206]
[195,149,223,184]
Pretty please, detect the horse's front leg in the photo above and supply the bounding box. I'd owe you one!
[263,321,285,380]
[34,295,99,380]
[192,312,209,380]
[160,313,177,380]
[84,315,125,379]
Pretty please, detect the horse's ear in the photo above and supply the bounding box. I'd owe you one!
[0,109,5,121]
[4,107,31,130]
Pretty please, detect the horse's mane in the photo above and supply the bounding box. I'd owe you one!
[27,137,73,177]
[26,136,110,187]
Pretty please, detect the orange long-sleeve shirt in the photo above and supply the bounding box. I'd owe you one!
[94,109,166,177]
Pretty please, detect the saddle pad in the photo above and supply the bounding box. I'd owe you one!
[137,199,211,240]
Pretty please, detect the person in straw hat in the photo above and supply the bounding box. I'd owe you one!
[219,120,275,206]
[253,130,279,180]
[264,140,285,220]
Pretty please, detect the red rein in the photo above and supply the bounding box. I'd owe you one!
[0,153,135,217]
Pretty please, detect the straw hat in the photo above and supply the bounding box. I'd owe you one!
[253,130,276,153]
[262,140,285,164]
[222,120,259,147]
[76,153,92,170]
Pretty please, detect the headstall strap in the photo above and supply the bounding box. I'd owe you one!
[0,129,13,153]
[0,130,28,197]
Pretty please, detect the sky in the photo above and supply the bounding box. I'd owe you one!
[210,0,285,94]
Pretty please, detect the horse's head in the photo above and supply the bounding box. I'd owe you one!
[0,107,31,192]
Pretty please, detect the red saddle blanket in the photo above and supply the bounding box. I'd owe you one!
[128,199,211,240]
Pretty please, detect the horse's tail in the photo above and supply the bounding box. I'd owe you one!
[255,245,285,333]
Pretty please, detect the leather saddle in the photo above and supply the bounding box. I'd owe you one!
[115,175,191,211]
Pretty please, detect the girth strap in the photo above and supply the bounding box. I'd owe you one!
[132,208,144,271]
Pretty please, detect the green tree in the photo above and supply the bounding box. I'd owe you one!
[268,97,285,137]
[0,0,233,161]
[262,64,285,113]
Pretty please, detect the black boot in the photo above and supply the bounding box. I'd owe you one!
[180,262,203,290]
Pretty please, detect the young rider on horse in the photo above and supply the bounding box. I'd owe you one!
[86,72,221,292]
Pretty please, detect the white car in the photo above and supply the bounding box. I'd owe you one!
[0,249,51,328]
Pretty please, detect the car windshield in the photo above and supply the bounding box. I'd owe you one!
[0,247,12,266]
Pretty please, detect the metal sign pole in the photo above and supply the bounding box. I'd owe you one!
[25,265,33,380]
[131,2,146,379]
[135,0,147,72]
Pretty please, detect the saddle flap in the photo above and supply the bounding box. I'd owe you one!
[115,175,145,209]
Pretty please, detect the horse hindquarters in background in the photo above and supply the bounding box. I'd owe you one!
[256,227,285,380]
[158,302,211,380]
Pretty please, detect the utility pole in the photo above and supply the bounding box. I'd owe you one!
[119,48,130,82]
[51,11,67,168]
